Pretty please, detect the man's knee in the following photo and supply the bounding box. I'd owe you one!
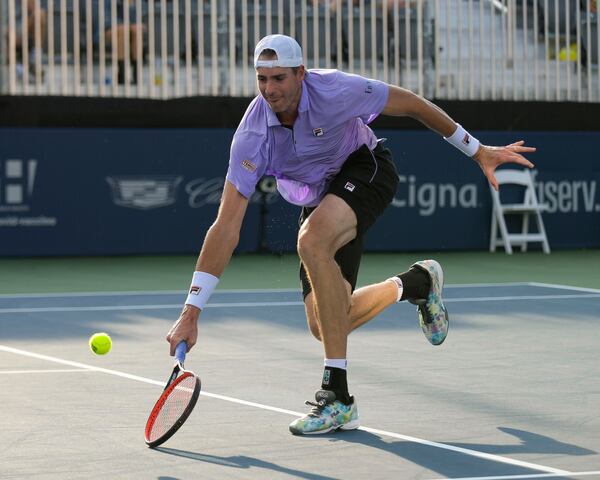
[297,196,358,265]
[297,224,316,260]
[297,221,336,264]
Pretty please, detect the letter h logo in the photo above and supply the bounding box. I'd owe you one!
[0,159,37,205]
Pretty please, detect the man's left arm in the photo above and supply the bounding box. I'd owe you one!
[381,85,536,191]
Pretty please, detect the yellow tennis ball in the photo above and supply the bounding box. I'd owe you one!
[558,47,568,61]
[89,332,112,355]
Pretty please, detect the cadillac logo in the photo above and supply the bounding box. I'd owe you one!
[106,175,183,210]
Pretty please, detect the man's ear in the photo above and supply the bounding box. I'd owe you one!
[297,65,306,81]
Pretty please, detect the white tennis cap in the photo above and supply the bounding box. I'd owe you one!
[254,34,304,68]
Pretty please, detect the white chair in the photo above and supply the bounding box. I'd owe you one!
[489,169,551,254]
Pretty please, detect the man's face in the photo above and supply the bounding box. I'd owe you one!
[256,64,305,116]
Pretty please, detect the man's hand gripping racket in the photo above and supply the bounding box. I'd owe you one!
[144,341,201,448]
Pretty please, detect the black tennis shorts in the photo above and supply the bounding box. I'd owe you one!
[299,140,399,299]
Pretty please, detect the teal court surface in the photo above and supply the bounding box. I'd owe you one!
[1,279,599,479]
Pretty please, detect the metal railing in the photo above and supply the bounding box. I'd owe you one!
[1,0,599,102]
[435,0,600,102]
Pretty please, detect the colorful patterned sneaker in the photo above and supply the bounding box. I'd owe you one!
[289,390,359,435]
[408,259,449,346]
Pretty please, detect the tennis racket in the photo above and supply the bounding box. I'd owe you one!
[144,341,201,448]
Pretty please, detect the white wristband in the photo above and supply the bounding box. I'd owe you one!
[444,123,480,157]
[185,271,219,310]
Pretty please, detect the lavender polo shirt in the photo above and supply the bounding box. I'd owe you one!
[226,69,389,207]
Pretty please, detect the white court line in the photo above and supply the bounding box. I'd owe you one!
[446,282,531,288]
[0,282,597,300]
[430,470,600,480]
[527,282,600,294]
[443,294,600,303]
[0,288,300,299]
[0,368,92,374]
[0,301,302,314]
[0,282,549,299]
[2,293,600,314]
[0,345,570,476]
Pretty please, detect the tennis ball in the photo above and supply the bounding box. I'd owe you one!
[89,332,112,355]
[558,45,578,62]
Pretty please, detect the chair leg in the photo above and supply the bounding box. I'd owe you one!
[497,210,513,254]
[490,208,498,252]
[536,212,551,254]
[521,213,530,252]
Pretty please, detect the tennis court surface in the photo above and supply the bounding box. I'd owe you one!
[1,282,599,480]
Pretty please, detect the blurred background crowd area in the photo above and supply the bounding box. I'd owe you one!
[1,0,599,101]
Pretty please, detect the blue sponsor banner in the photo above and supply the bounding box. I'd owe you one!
[0,128,599,256]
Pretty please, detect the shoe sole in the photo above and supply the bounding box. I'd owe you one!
[289,419,360,435]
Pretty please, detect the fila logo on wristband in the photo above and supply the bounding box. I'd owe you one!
[444,123,480,157]
[185,271,219,310]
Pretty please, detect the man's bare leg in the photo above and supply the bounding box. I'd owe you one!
[296,194,358,359]
[305,263,442,347]
[290,194,362,435]
[305,280,397,341]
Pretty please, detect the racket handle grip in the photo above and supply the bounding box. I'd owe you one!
[175,341,187,363]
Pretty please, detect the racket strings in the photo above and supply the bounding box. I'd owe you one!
[147,375,197,442]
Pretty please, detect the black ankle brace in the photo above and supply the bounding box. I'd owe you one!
[321,366,351,404]
[398,266,431,301]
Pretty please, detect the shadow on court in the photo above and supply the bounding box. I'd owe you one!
[151,427,596,480]
[155,447,339,480]
[300,427,596,479]
[454,427,597,456]
[2,285,600,343]
[2,296,599,342]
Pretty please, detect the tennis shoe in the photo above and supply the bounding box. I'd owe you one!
[289,390,359,435]
[408,259,449,346]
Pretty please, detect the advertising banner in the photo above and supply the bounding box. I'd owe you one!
[1,128,598,256]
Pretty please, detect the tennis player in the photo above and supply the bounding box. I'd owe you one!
[167,34,535,435]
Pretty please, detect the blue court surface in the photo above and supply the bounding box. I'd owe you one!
[1,282,599,480]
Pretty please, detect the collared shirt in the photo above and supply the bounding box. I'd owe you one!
[226,69,389,206]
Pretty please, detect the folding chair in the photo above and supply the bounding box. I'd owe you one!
[489,169,551,254]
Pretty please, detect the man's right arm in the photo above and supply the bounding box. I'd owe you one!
[195,180,250,275]
[166,181,250,354]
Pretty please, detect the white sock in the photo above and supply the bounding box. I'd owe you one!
[387,276,403,302]
[324,358,347,370]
